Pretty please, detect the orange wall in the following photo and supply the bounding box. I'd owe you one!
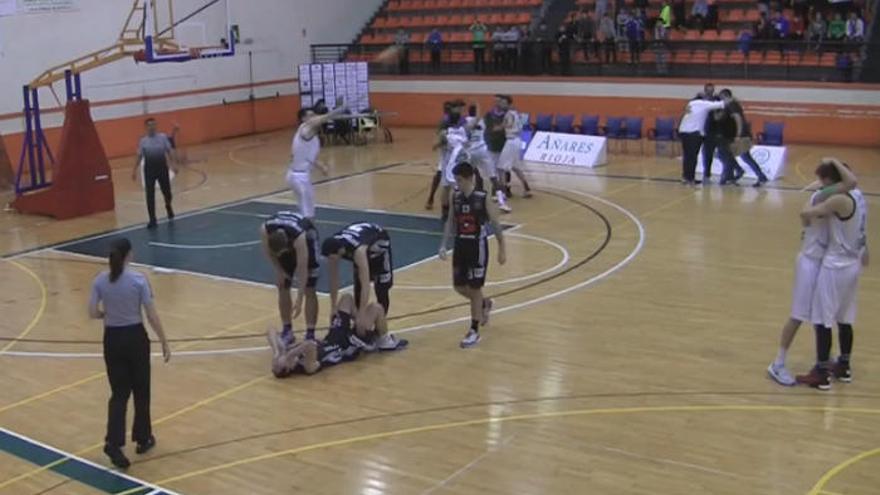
[372,93,880,147]
[1,94,301,170]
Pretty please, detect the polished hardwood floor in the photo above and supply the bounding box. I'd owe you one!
[1,128,878,495]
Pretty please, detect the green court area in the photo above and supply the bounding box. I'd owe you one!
[57,201,447,292]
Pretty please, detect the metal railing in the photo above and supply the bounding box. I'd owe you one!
[311,39,875,82]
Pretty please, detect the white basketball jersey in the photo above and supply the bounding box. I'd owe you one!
[465,117,487,151]
[799,191,829,260]
[446,125,469,150]
[504,110,521,139]
[289,124,320,173]
[823,189,867,269]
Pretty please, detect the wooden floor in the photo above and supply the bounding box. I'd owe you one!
[1,128,879,495]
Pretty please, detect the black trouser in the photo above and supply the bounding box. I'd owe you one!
[144,163,172,224]
[398,48,410,74]
[603,39,617,63]
[506,47,518,72]
[716,140,744,181]
[473,47,485,72]
[558,46,571,74]
[680,131,703,181]
[103,324,152,448]
[493,49,505,72]
[430,49,441,72]
[701,134,721,179]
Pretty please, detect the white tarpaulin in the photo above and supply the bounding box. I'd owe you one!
[17,0,79,14]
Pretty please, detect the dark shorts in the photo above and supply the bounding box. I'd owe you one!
[453,238,488,288]
[367,247,394,288]
[280,229,320,289]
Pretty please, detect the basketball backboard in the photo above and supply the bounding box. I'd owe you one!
[143,0,235,63]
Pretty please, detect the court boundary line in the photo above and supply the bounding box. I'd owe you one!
[0,188,643,357]
[0,427,180,495]
[1,161,410,261]
[0,260,48,353]
[119,404,880,492]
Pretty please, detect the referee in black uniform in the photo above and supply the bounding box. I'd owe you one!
[89,238,171,469]
[132,118,177,229]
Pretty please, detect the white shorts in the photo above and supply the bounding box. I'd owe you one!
[436,149,449,172]
[440,145,463,187]
[286,170,315,218]
[468,146,496,179]
[789,253,822,322]
[498,138,522,172]
[810,262,861,326]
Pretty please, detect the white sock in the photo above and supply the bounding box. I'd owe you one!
[774,348,787,367]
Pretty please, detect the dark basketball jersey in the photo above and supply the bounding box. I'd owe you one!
[331,223,391,261]
[264,211,313,240]
[453,190,490,240]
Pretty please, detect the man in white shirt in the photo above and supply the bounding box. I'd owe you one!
[678,95,726,185]
[846,12,864,41]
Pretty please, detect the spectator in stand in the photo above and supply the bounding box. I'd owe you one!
[427,28,443,73]
[534,22,552,73]
[707,0,720,33]
[660,0,673,30]
[394,28,410,75]
[757,0,771,17]
[617,7,631,57]
[807,11,827,50]
[846,12,865,42]
[837,52,853,81]
[492,26,506,73]
[672,0,687,30]
[790,11,805,40]
[625,13,643,64]
[691,0,709,34]
[793,0,809,24]
[739,28,754,55]
[519,24,531,71]
[828,12,846,41]
[653,18,670,75]
[470,19,489,73]
[599,12,618,63]
[577,10,598,62]
[596,0,609,21]
[557,24,574,74]
[506,25,521,73]
[772,10,790,53]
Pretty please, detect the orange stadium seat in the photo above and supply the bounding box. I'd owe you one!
[703,31,719,41]
[373,17,388,28]
[720,30,737,40]
[449,14,464,25]
[387,1,402,10]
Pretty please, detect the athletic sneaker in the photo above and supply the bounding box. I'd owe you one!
[498,202,512,213]
[523,190,533,199]
[377,334,409,351]
[349,334,377,352]
[796,365,831,391]
[767,363,796,386]
[460,329,481,349]
[832,360,852,383]
[279,329,295,348]
[481,298,493,326]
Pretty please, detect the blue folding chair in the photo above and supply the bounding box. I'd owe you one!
[579,115,600,135]
[648,117,677,156]
[535,113,553,132]
[622,117,644,154]
[602,117,624,152]
[555,114,575,134]
[756,121,784,145]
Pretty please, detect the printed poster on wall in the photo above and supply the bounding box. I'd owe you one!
[17,0,79,13]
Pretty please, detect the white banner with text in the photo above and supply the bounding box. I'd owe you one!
[523,131,608,168]
[697,144,786,180]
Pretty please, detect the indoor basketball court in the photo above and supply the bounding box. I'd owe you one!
[1,1,879,495]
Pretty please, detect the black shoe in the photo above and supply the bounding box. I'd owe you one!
[753,179,767,188]
[103,445,131,469]
[135,436,156,455]
[146,221,158,230]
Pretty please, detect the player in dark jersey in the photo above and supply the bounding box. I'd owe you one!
[267,293,407,378]
[260,211,320,345]
[321,222,394,325]
[438,161,507,348]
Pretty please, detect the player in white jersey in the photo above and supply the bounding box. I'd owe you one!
[438,118,470,223]
[795,163,868,390]
[464,104,511,212]
[495,95,532,204]
[287,102,347,219]
[768,158,857,386]
[426,101,455,210]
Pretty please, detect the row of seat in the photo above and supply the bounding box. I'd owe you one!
[349,44,841,67]
[532,114,784,146]
[372,12,531,29]
[387,0,541,11]
[574,0,752,6]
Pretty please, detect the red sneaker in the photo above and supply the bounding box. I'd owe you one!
[796,366,831,391]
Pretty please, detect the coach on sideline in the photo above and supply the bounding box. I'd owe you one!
[678,94,726,185]
[89,238,171,469]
